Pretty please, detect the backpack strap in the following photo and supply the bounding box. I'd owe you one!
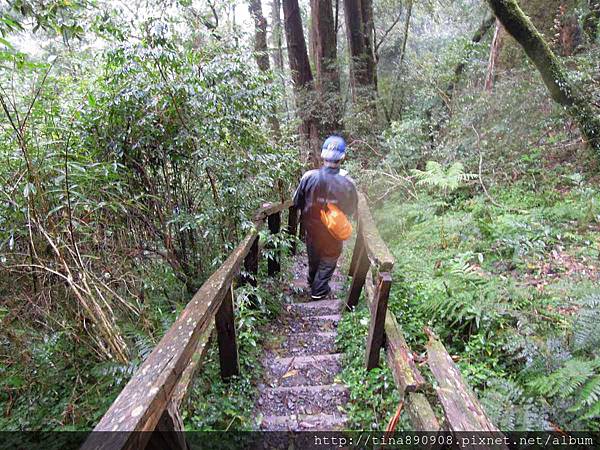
[316,168,331,212]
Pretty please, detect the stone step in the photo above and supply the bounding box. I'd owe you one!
[256,384,349,416]
[259,413,348,431]
[289,299,344,316]
[281,332,337,356]
[263,354,343,387]
[295,314,341,333]
[275,314,341,334]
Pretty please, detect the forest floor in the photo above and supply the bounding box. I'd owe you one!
[254,254,349,431]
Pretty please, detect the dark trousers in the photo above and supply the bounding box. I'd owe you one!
[306,241,339,298]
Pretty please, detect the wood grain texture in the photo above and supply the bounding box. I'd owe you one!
[425,329,504,438]
[356,193,395,271]
[405,392,441,432]
[267,211,282,276]
[365,272,392,370]
[215,286,240,380]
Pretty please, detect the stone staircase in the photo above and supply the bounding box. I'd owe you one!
[255,259,349,431]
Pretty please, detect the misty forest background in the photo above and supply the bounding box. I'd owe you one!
[2,0,600,431]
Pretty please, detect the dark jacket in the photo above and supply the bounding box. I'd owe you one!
[293,166,358,258]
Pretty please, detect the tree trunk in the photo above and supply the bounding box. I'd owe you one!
[360,0,377,87]
[485,19,504,92]
[399,0,413,67]
[310,0,342,134]
[248,0,281,136]
[270,0,289,116]
[343,0,377,123]
[341,0,377,86]
[487,0,600,154]
[282,0,321,167]
[343,0,370,89]
[248,0,271,72]
[271,0,285,71]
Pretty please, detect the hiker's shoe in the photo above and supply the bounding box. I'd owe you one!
[311,288,332,301]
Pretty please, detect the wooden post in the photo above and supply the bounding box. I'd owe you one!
[242,235,259,308]
[348,223,364,276]
[287,206,298,255]
[346,242,369,310]
[365,272,392,370]
[147,401,188,450]
[267,211,281,276]
[215,285,239,380]
[242,236,259,287]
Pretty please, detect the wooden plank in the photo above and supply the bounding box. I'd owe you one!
[384,312,426,393]
[365,272,392,370]
[241,236,259,288]
[364,267,375,304]
[81,228,260,450]
[215,285,239,380]
[146,401,188,450]
[405,392,441,432]
[348,222,364,276]
[287,206,298,255]
[267,211,281,276]
[346,242,369,311]
[171,327,212,408]
[254,200,294,221]
[357,192,395,272]
[425,328,503,435]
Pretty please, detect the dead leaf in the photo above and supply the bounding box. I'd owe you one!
[282,369,298,379]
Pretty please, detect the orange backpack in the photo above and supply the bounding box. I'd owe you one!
[317,170,353,241]
[320,203,353,241]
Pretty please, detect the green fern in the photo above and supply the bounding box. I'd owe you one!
[481,378,549,431]
[411,161,477,194]
[574,294,600,352]
[570,375,600,418]
[528,357,600,398]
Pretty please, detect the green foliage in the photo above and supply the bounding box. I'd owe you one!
[0,0,297,431]
[337,301,401,430]
[480,378,549,430]
[185,284,281,430]
[412,161,477,194]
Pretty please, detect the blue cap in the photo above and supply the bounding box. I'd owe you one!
[321,136,346,161]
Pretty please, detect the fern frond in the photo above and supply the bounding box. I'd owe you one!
[570,375,600,412]
[574,294,600,352]
[411,160,476,193]
[528,358,600,398]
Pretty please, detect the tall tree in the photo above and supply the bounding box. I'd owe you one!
[310,0,342,134]
[343,0,371,89]
[248,0,281,136]
[486,0,600,155]
[282,0,320,166]
[248,0,270,72]
[360,0,377,86]
[271,0,285,71]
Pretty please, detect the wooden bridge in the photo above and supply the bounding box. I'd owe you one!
[83,193,501,450]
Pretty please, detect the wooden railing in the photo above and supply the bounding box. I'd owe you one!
[82,200,297,450]
[347,192,501,436]
[84,190,501,445]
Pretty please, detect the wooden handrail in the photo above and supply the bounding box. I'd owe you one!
[346,192,500,434]
[82,200,295,450]
[346,192,439,431]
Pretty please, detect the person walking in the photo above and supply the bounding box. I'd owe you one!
[293,136,358,300]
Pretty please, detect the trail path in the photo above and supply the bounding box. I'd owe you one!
[255,254,349,431]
